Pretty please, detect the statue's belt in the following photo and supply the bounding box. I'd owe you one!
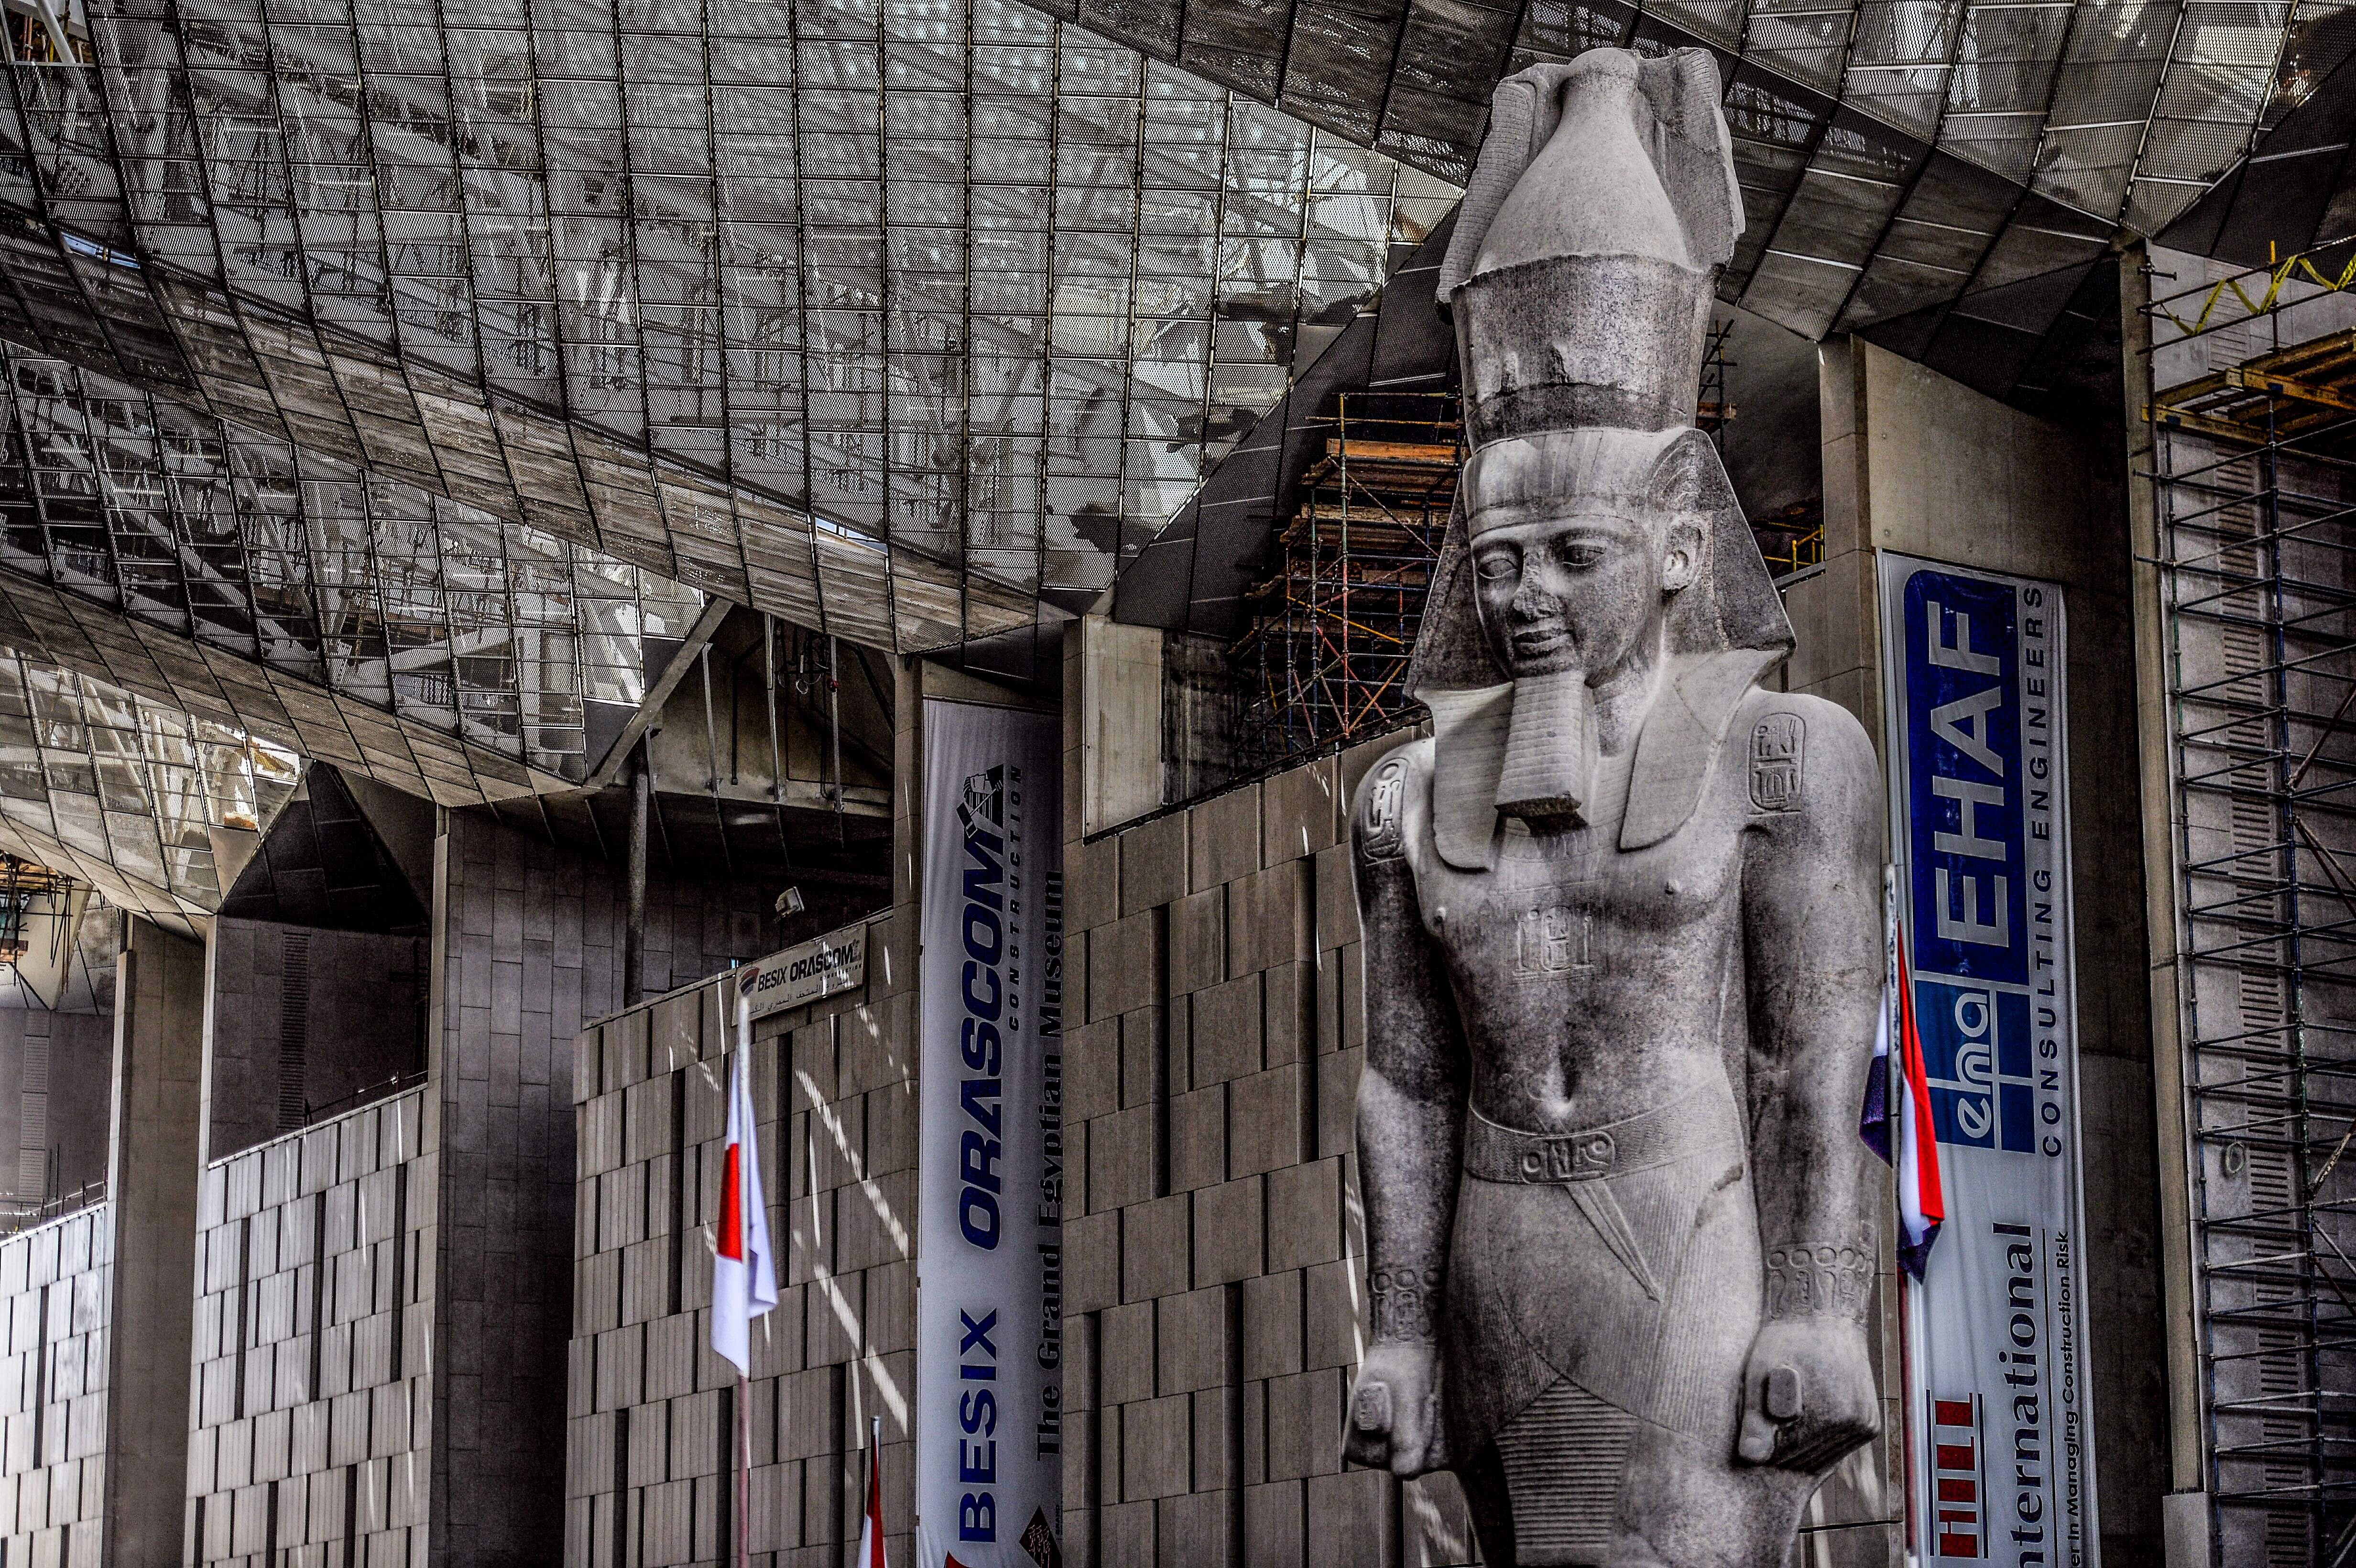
[1462,1094,1728,1184]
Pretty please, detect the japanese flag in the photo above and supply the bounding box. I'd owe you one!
[712,975,779,1376]
[858,1417,888,1568]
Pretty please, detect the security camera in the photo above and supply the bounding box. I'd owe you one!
[775,886,804,916]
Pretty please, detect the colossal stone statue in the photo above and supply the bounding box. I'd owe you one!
[1340,49,1886,1568]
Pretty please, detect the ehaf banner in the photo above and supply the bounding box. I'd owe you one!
[916,699,1065,1568]
[1877,554,2099,1568]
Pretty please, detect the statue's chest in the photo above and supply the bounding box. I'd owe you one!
[1415,822,1738,989]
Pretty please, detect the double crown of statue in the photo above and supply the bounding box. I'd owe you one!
[1405,50,1791,864]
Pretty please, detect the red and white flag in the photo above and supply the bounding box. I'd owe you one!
[857,1416,888,1568]
[712,975,779,1376]
[1861,876,1945,1278]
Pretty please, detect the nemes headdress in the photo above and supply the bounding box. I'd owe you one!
[1407,49,1794,870]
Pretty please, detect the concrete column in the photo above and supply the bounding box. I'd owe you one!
[100,915,206,1566]
[1079,614,1164,834]
[625,736,649,1006]
[2118,245,2215,1568]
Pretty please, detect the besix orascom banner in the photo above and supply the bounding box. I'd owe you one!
[1877,554,2099,1568]
[916,698,1064,1568]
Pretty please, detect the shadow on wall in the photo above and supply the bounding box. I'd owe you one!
[207,920,428,1165]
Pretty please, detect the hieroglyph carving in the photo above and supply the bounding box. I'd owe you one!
[1340,48,1887,1568]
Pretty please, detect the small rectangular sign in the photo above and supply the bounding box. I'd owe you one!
[1878,552,2099,1568]
[737,922,867,1021]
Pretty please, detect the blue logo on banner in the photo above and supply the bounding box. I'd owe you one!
[1902,572,2026,988]
[1915,980,2036,1151]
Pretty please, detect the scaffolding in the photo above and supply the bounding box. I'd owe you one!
[1701,318,1734,445]
[1754,500,1825,578]
[2146,265,2356,1564]
[0,856,65,968]
[1233,391,1459,770]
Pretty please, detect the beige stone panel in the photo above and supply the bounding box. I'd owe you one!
[1242,1271,1305,1383]
[1169,888,1227,996]
[1161,1486,1235,1566]
[1120,813,1189,916]
[1122,1394,1193,1500]
[1123,1194,1191,1303]
[1100,1300,1155,1407]
[1169,1086,1228,1194]
[1229,1066,1307,1179]
[1189,785,1263,894]
[1080,616,1166,836]
[1192,1178,1264,1288]
[1245,1478,1304,1564]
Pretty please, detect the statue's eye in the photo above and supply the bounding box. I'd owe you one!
[1474,549,1517,581]
[1555,539,1606,569]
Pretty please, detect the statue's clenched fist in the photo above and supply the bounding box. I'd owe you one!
[1343,1342,1448,1478]
[1734,1318,1879,1471]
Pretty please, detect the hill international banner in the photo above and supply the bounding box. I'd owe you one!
[916,699,1065,1568]
[1877,554,2100,1568]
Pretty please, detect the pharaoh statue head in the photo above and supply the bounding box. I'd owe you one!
[1408,50,1791,853]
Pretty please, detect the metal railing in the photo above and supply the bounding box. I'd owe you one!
[300,1068,426,1130]
[0,1178,104,1237]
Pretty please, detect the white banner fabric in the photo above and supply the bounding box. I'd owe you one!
[1878,553,2099,1568]
[916,699,1065,1568]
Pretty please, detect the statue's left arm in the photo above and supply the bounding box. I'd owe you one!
[1735,695,1884,1472]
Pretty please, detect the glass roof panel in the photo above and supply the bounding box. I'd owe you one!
[0,0,1442,651]
[1004,0,2312,338]
[0,640,300,917]
[0,347,701,791]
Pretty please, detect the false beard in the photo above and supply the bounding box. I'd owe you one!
[1493,666,1599,827]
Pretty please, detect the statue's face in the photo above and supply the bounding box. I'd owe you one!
[1468,501,1698,679]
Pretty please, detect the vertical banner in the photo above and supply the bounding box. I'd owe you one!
[917,699,1065,1568]
[1877,554,2099,1568]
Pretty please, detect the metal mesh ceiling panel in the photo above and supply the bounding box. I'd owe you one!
[0,348,706,795]
[0,640,299,921]
[1038,0,2338,342]
[0,0,1450,646]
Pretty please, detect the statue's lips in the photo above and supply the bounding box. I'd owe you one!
[1509,627,1571,657]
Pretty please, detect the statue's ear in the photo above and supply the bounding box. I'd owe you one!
[1647,428,1793,657]
[1650,431,1716,596]
[1661,515,1705,594]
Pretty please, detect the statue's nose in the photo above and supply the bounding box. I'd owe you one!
[1509,575,1561,621]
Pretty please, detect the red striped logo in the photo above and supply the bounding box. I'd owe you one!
[1931,1395,1983,1557]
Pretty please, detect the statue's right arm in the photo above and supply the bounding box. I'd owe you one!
[1342,742,1466,1479]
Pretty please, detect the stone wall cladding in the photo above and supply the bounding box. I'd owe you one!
[1061,728,1481,1568]
[0,1009,113,1206]
[186,1090,429,1567]
[566,902,918,1568]
[208,922,427,1165]
[440,808,775,1564]
[0,1201,112,1565]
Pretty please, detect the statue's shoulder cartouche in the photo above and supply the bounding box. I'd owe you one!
[1351,736,1434,868]
[1725,685,1879,837]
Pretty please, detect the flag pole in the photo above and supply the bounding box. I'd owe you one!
[734,979,754,1568]
[737,1367,752,1568]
